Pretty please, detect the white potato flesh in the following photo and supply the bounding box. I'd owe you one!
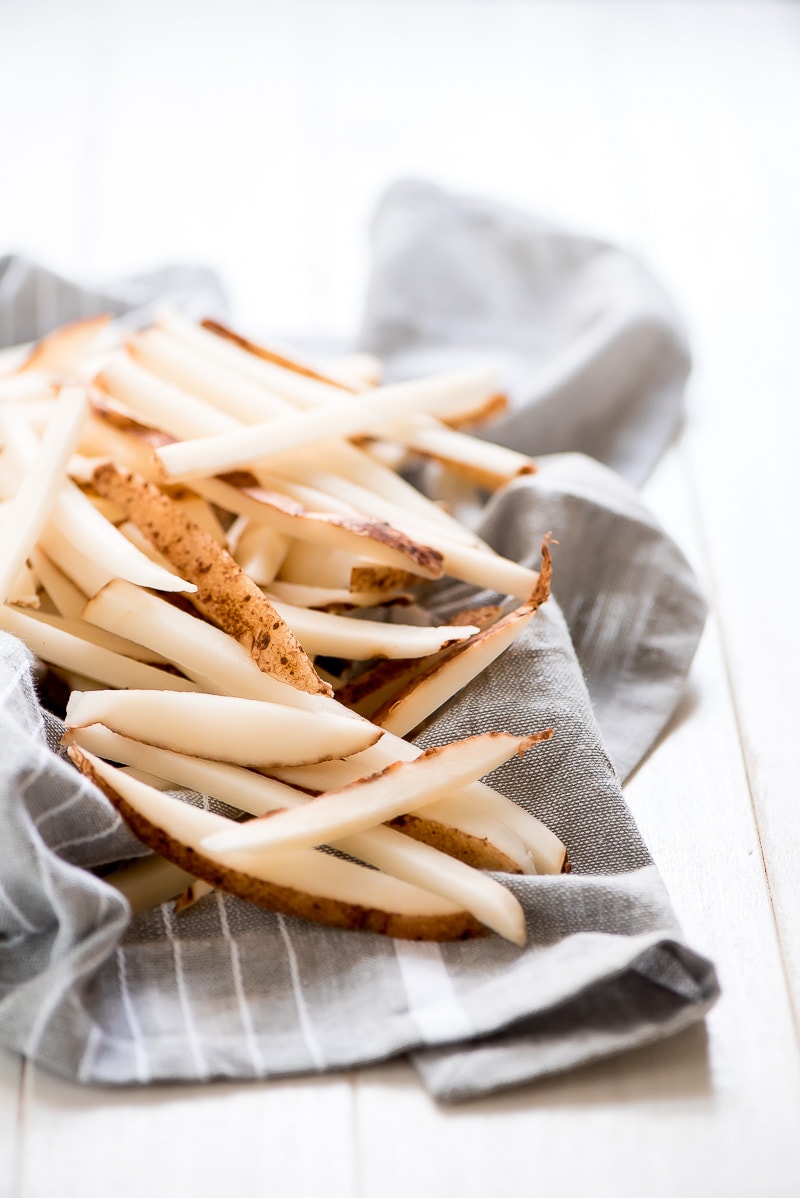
[0,387,89,604]
[375,605,537,736]
[156,367,499,481]
[0,606,198,692]
[204,731,538,855]
[97,355,238,440]
[64,689,381,766]
[82,579,346,714]
[274,729,565,875]
[75,749,469,921]
[73,726,526,944]
[269,600,478,660]
[129,328,292,422]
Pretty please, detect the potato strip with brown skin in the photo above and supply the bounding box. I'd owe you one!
[91,463,330,696]
[69,747,485,941]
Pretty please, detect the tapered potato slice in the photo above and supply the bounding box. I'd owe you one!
[96,355,239,440]
[373,545,553,736]
[64,689,381,767]
[91,463,328,695]
[274,726,566,876]
[0,606,198,692]
[268,600,478,661]
[18,315,111,377]
[204,730,544,856]
[193,475,445,580]
[70,725,532,931]
[69,747,485,941]
[266,580,412,611]
[0,387,89,603]
[386,417,536,490]
[155,367,499,481]
[321,350,383,388]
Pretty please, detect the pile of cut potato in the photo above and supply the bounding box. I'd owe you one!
[0,310,566,946]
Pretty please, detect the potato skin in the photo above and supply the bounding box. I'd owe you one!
[92,463,330,696]
[70,746,485,942]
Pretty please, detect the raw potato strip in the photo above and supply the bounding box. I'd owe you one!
[205,731,542,856]
[273,729,565,876]
[70,725,530,926]
[82,578,337,712]
[386,417,536,490]
[228,519,288,585]
[202,318,364,405]
[64,690,381,768]
[155,367,499,481]
[373,546,553,735]
[103,853,196,914]
[18,315,111,377]
[18,607,170,665]
[0,387,89,604]
[8,563,39,608]
[335,606,502,717]
[96,356,239,440]
[91,463,328,695]
[268,600,478,661]
[69,748,485,941]
[193,475,445,580]
[0,373,57,403]
[0,607,198,692]
[266,581,412,610]
[48,480,197,596]
[128,328,293,422]
[322,350,383,388]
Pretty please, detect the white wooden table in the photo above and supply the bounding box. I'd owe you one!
[2,2,799,1194]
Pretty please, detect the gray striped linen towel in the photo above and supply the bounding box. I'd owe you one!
[0,183,717,1101]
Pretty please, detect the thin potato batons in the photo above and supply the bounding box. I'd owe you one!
[69,725,530,935]
[91,463,329,696]
[69,747,486,941]
[64,689,381,768]
[204,730,545,856]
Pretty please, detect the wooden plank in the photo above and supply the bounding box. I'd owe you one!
[600,0,800,1026]
[354,447,800,1195]
[18,1064,358,1198]
[0,1048,23,1196]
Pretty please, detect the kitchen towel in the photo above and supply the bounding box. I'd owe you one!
[0,182,716,1101]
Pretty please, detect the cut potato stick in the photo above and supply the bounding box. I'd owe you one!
[227,519,289,586]
[129,328,293,422]
[72,723,531,877]
[70,747,485,940]
[385,417,536,490]
[72,729,527,940]
[91,463,328,695]
[266,581,412,610]
[0,606,198,692]
[103,853,196,914]
[193,475,445,580]
[48,479,196,595]
[322,350,383,388]
[82,578,340,713]
[17,607,170,665]
[204,730,543,857]
[373,548,552,735]
[18,315,111,377]
[0,372,57,403]
[29,547,87,618]
[0,387,89,604]
[64,690,382,767]
[268,600,478,660]
[155,367,499,481]
[202,318,362,407]
[96,356,239,440]
[273,728,565,875]
[8,562,39,608]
